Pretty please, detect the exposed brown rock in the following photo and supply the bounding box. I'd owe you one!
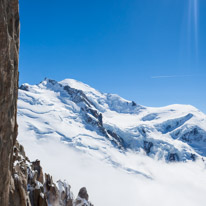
[11,141,48,206]
[9,141,31,206]
[9,141,76,206]
[10,141,49,206]
[29,188,47,206]
[56,180,73,206]
[44,173,59,206]
[78,187,89,201]
[44,174,74,206]
[0,0,20,205]
[32,160,44,184]
[74,187,94,206]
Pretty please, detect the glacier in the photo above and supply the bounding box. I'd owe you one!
[17,78,206,206]
[18,78,206,162]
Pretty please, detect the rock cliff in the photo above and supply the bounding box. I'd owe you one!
[0,0,93,205]
[0,0,20,205]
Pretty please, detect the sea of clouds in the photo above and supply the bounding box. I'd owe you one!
[19,132,206,206]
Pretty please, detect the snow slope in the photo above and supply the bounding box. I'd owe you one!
[17,78,206,206]
[18,78,206,163]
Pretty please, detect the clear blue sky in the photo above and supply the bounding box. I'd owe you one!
[19,0,206,113]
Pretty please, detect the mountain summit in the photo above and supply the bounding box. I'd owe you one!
[18,78,206,170]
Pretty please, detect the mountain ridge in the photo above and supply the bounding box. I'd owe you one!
[18,78,206,169]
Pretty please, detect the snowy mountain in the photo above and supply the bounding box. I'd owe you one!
[17,78,206,206]
[18,78,206,167]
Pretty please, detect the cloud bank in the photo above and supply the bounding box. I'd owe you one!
[19,135,206,206]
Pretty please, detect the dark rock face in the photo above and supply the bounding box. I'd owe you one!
[191,153,197,161]
[0,0,20,205]
[181,127,203,142]
[156,113,193,134]
[56,180,73,206]
[78,187,89,201]
[168,153,179,162]
[74,187,93,206]
[44,174,59,206]
[32,160,44,184]
[143,141,153,155]
[64,85,93,107]
[107,129,125,149]
[132,101,137,107]
[19,84,29,91]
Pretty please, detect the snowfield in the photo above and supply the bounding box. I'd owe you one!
[18,78,206,206]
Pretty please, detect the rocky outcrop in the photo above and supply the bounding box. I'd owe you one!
[155,113,193,134]
[143,141,153,155]
[0,0,20,205]
[9,141,43,206]
[168,153,179,162]
[74,187,93,206]
[44,173,74,206]
[9,141,93,206]
[31,160,44,184]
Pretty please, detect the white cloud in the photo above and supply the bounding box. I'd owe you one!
[19,136,206,206]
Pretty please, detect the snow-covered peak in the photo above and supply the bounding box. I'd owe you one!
[18,78,206,168]
[26,78,144,114]
[60,78,101,96]
[60,78,143,112]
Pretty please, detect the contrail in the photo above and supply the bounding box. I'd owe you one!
[151,75,194,79]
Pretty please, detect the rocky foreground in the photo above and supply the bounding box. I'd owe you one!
[0,0,20,204]
[10,141,93,206]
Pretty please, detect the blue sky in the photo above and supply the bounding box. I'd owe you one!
[19,0,206,113]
